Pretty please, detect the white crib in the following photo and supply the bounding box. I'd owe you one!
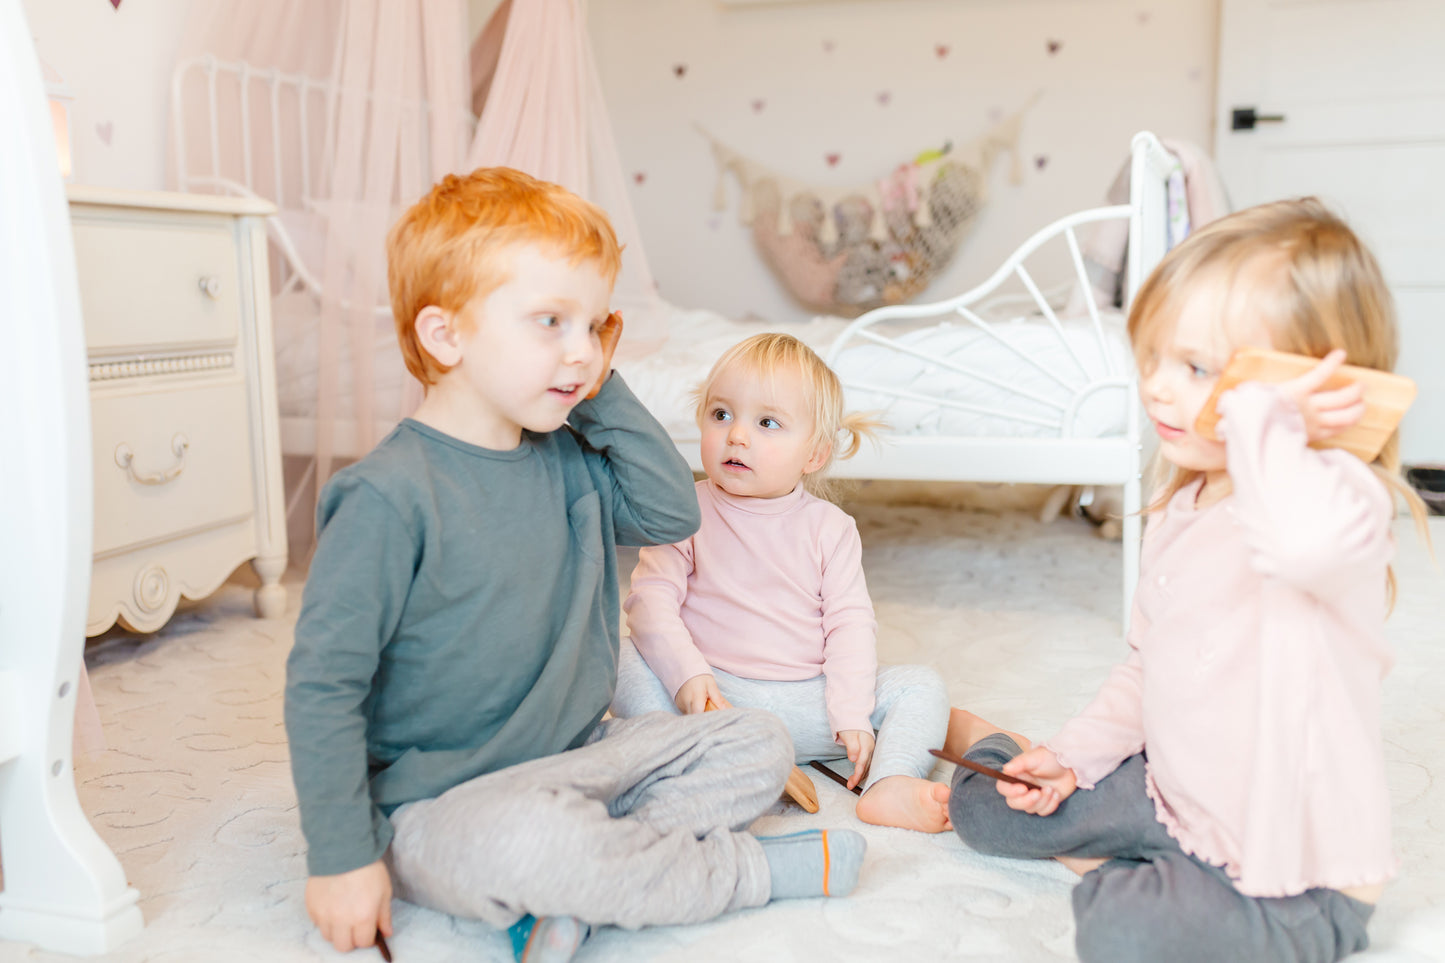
[2,2,144,952]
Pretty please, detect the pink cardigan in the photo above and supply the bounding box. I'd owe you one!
[624,480,878,736]
[1048,383,1398,897]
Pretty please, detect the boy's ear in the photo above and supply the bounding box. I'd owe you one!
[414,306,461,368]
[802,441,831,475]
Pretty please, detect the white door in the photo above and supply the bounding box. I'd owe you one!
[1216,0,1445,466]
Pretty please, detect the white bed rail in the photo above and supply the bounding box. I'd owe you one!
[170,54,473,318]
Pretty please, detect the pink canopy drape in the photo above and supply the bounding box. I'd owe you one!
[467,0,663,335]
[170,0,663,551]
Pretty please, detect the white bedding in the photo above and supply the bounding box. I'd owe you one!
[270,294,1132,452]
[613,308,1132,446]
[832,313,1132,440]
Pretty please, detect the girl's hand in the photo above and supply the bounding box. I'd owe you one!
[839,729,876,790]
[304,860,393,953]
[997,746,1077,816]
[675,673,729,714]
[1275,349,1367,444]
[585,311,624,400]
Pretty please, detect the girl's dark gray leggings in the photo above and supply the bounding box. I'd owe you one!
[950,734,1375,963]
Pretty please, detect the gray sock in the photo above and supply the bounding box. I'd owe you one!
[757,829,866,899]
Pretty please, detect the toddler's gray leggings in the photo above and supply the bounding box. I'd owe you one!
[950,734,1375,963]
[611,638,949,791]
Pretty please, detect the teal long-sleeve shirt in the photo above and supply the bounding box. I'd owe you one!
[284,374,700,876]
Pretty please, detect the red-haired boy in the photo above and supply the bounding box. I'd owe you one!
[284,169,865,961]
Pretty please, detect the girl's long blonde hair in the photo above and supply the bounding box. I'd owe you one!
[1128,197,1431,603]
[694,333,882,501]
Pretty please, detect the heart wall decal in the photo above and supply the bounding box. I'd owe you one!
[96,121,114,145]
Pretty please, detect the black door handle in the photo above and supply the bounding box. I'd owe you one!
[1232,107,1286,131]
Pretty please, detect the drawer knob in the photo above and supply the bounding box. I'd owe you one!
[199,275,222,299]
[114,433,190,486]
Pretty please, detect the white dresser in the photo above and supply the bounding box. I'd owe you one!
[68,187,288,636]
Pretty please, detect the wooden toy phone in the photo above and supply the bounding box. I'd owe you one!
[706,699,819,812]
[1194,348,1416,462]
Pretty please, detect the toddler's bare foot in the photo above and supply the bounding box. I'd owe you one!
[856,775,952,833]
[942,707,1031,757]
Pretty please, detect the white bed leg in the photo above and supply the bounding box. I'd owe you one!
[0,689,144,954]
[1121,472,1143,633]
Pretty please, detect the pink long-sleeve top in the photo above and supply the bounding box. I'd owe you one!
[1047,383,1398,897]
[624,479,878,736]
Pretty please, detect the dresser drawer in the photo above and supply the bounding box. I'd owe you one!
[91,379,256,557]
[71,212,242,355]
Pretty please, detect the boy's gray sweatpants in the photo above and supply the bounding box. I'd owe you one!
[950,734,1375,963]
[611,639,949,791]
[386,708,793,930]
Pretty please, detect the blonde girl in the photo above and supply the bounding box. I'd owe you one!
[612,333,1012,833]
[947,197,1432,963]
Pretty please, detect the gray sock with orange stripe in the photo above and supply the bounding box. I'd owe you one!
[758,829,866,900]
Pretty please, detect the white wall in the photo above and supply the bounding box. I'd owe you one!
[20,0,209,191]
[588,0,1219,324]
[24,0,1218,327]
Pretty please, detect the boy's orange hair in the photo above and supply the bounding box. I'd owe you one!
[386,167,623,385]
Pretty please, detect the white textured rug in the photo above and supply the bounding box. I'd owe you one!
[6,505,1443,963]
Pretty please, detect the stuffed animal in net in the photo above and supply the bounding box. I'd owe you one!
[705,108,1028,316]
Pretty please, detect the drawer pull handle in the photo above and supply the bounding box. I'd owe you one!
[115,434,189,486]
[199,276,222,299]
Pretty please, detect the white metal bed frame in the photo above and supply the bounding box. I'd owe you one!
[815,131,1175,623]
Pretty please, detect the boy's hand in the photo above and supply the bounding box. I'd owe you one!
[1276,349,1367,445]
[997,745,1077,816]
[585,311,624,400]
[305,860,393,954]
[839,729,875,790]
[676,673,729,714]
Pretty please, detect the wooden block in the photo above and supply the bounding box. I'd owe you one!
[1194,348,1416,462]
[706,699,820,813]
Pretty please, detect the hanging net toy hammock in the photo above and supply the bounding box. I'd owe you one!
[703,105,1030,316]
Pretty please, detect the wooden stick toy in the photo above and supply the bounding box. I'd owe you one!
[928,747,1043,790]
[1194,348,1416,462]
[705,699,819,813]
[809,760,862,796]
[375,931,392,961]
